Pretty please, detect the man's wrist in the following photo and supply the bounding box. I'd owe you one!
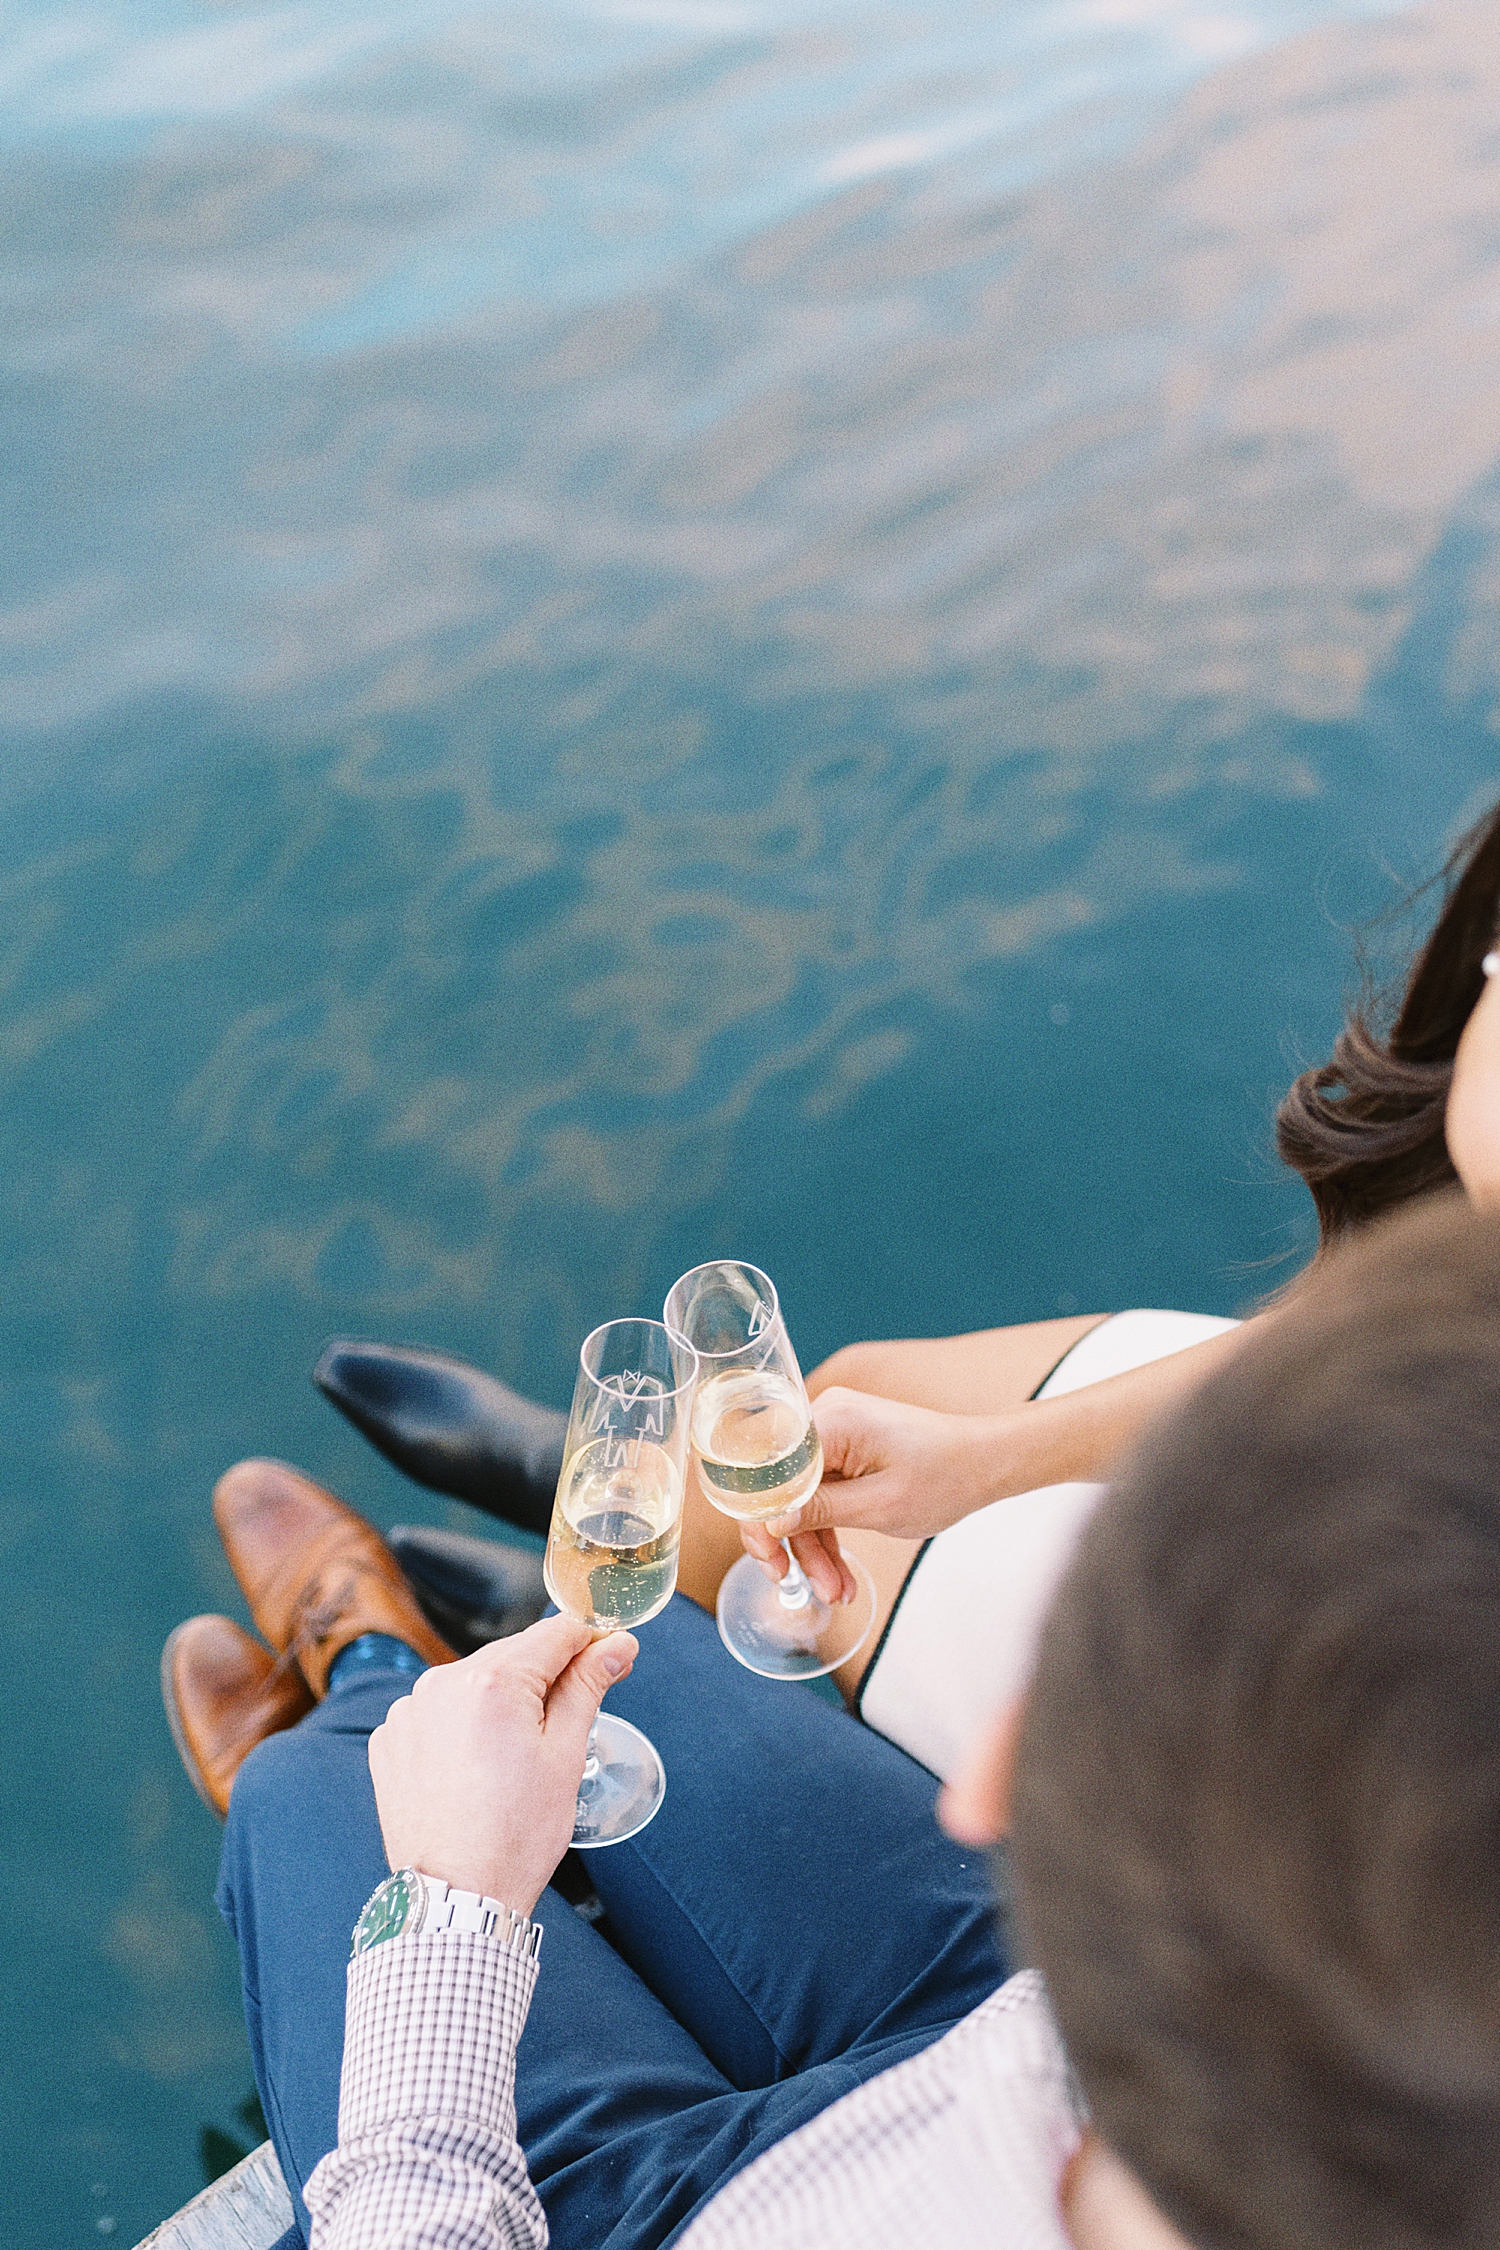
[337,1885,542,2153]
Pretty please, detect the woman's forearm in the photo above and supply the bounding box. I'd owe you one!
[971,1317,1257,1504]
[807,1311,1109,1415]
[798,1318,1265,1545]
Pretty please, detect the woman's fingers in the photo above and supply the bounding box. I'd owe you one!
[765,1469,886,1541]
[740,1518,786,1571]
[788,1526,854,1605]
[738,1520,856,1603]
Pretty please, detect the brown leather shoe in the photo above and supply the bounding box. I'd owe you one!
[213,1457,456,1697]
[161,1615,315,1817]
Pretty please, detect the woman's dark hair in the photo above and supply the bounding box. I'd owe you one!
[1276,797,1500,1243]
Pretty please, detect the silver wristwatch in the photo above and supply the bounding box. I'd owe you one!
[350,1867,542,1961]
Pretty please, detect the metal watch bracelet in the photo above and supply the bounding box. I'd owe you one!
[419,1874,542,1956]
[351,1866,543,1960]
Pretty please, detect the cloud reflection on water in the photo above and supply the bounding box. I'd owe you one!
[1,0,1483,775]
[3,3,1498,1352]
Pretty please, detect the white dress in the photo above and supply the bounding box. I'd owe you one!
[857,1308,1238,1781]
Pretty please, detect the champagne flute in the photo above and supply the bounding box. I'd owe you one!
[663,1261,875,1680]
[543,1317,698,1846]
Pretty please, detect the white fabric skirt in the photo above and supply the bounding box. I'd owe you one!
[855,1308,1239,1783]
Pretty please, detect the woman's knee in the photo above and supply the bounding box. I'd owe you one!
[807,1339,888,1397]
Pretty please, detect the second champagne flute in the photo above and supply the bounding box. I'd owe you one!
[663,1260,875,1680]
[543,1316,698,1846]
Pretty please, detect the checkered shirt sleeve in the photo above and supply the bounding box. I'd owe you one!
[305,1928,545,2250]
[679,1972,1081,2250]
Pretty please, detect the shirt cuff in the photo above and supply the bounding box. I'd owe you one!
[338,1927,540,2143]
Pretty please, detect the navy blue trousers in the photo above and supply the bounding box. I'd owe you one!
[216,1595,1007,2250]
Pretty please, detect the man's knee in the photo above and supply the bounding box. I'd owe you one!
[223,1704,379,1878]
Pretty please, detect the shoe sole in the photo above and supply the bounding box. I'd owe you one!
[160,1623,225,1820]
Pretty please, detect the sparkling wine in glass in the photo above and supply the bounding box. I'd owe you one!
[692,1366,824,1522]
[544,1317,698,1845]
[664,1261,875,1680]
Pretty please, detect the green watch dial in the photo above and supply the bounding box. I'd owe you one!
[351,1868,422,1957]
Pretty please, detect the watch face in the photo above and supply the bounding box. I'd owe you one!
[351,1868,421,1957]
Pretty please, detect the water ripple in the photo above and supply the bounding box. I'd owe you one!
[2,7,1497,2237]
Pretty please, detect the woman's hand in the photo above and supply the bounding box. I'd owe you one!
[739,1326,1257,1589]
[368,1616,636,1915]
[739,1387,1006,1584]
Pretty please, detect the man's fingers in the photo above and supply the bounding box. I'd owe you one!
[544,1632,638,1756]
[368,1694,412,1765]
[476,1610,596,1687]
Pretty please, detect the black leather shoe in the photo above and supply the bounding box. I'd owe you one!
[312,1338,567,1537]
[388,1523,549,1655]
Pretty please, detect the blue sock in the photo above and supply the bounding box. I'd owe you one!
[326,1633,429,1695]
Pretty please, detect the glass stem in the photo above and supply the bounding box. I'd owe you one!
[577,1721,602,1811]
[776,1539,813,1612]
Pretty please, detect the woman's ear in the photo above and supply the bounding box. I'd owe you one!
[1447,968,1500,1211]
[937,1695,1025,1845]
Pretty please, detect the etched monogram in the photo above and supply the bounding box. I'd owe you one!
[597,1367,668,1441]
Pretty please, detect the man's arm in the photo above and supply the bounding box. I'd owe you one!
[307,1921,547,2250]
[304,1617,637,2250]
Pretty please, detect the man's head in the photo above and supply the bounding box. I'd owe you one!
[1009,1191,1500,2250]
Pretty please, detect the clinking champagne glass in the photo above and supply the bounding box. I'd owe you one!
[663,1260,875,1680]
[543,1317,699,1846]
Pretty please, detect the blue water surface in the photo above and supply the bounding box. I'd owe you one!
[4,0,1500,2239]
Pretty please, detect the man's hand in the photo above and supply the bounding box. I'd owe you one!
[368,1615,637,1916]
[739,1387,1003,1581]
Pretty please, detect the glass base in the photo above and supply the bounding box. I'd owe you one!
[716,1552,877,1680]
[571,1711,666,1848]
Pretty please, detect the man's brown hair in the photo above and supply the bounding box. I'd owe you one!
[1011,1192,1500,2250]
